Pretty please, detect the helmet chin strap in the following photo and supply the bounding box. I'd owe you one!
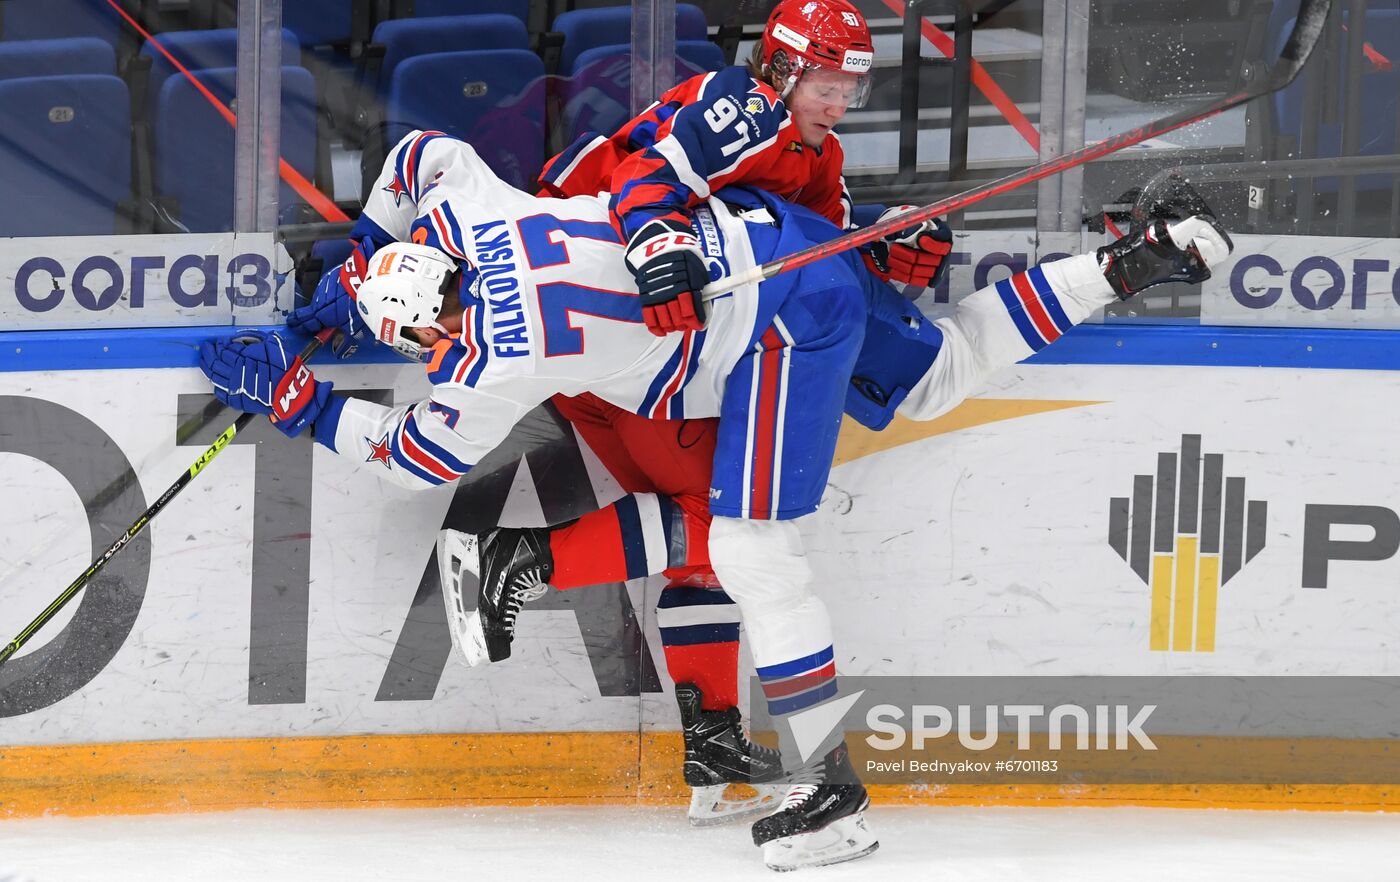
[778,71,799,100]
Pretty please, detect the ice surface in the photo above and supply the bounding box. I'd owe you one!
[3,803,1398,881]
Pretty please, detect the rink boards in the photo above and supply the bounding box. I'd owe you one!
[4,231,1400,815]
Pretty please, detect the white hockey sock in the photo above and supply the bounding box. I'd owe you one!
[709,517,844,763]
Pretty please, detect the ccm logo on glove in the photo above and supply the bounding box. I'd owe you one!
[625,219,711,336]
[642,232,700,258]
[274,362,315,422]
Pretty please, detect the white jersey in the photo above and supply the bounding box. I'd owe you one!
[320,130,766,489]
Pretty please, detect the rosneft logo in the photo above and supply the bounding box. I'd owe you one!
[1108,434,1267,652]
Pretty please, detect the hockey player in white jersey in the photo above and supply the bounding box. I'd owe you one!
[199,130,1232,871]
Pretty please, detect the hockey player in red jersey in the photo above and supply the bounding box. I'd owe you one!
[539,0,954,335]
[509,0,954,830]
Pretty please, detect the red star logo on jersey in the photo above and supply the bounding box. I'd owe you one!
[383,174,410,206]
[365,433,393,469]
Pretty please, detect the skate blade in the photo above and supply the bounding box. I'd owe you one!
[436,529,479,580]
[761,811,879,872]
[457,613,493,666]
[688,782,784,827]
[437,532,490,667]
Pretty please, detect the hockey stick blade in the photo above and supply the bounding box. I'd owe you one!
[701,0,1331,302]
[0,326,336,670]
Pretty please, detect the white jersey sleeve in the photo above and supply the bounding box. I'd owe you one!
[898,253,1116,422]
[312,373,543,490]
[359,129,528,243]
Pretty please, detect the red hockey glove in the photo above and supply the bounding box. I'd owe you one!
[866,206,954,289]
[624,219,710,336]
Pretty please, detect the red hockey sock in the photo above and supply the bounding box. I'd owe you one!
[656,585,741,711]
[549,492,708,590]
[664,643,740,711]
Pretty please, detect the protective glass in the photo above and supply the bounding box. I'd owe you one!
[794,66,872,110]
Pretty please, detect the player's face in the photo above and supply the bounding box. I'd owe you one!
[404,310,463,348]
[787,69,867,147]
[403,269,465,348]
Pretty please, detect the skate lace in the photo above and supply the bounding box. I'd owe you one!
[499,570,549,631]
[517,573,548,603]
[779,765,824,811]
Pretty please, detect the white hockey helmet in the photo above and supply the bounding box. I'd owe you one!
[356,241,459,362]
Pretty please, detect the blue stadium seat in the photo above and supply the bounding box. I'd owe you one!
[0,0,123,48]
[553,4,709,75]
[283,1,355,47]
[0,37,116,80]
[0,74,131,236]
[1273,8,1399,192]
[140,27,302,118]
[383,49,545,190]
[369,14,528,98]
[412,0,529,24]
[560,40,728,144]
[681,39,726,73]
[155,66,318,232]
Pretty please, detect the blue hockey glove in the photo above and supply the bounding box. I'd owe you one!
[286,236,375,357]
[199,330,334,438]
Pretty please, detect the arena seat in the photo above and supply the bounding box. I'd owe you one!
[552,4,708,76]
[0,37,116,80]
[559,40,727,144]
[366,14,529,99]
[0,0,123,47]
[381,49,545,191]
[283,0,359,47]
[154,66,318,232]
[0,74,131,236]
[310,237,355,274]
[140,27,302,119]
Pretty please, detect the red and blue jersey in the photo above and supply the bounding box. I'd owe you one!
[539,66,854,243]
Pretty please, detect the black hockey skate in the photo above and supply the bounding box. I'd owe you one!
[675,683,786,826]
[1096,175,1233,300]
[437,527,553,665]
[751,742,878,872]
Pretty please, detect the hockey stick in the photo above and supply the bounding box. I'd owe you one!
[702,0,1331,301]
[0,326,336,669]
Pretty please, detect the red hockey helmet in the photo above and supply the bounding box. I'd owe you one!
[760,0,874,107]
